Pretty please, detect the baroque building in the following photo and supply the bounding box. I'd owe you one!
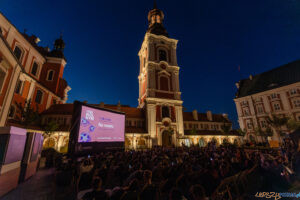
[0,12,71,126]
[40,5,240,151]
[234,60,300,141]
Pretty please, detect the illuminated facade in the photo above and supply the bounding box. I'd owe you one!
[40,5,241,151]
[234,60,300,142]
[0,12,71,126]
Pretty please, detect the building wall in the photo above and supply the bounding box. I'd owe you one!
[234,82,300,139]
[0,13,70,123]
[0,36,22,126]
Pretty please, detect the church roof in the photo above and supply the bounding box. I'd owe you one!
[41,103,74,115]
[42,103,145,119]
[183,112,230,123]
[236,59,300,98]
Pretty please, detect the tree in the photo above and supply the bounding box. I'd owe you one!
[221,122,231,134]
[266,114,289,139]
[286,118,300,132]
[15,99,41,127]
[44,120,59,137]
[237,128,246,137]
[44,120,60,150]
[254,127,265,142]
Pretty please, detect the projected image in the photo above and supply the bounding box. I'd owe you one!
[78,105,125,143]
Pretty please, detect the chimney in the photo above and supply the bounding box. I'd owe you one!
[235,82,240,89]
[192,110,198,121]
[249,74,253,80]
[222,113,228,120]
[99,102,104,108]
[83,100,88,104]
[44,47,50,52]
[206,111,213,121]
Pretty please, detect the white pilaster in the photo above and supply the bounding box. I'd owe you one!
[27,81,35,101]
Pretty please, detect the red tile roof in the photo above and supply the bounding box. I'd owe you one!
[183,112,230,123]
[41,103,74,115]
[42,103,145,119]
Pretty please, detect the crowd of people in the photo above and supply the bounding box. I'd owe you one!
[57,143,300,200]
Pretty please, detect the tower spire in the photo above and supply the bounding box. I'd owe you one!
[154,0,157,9]
[147,1,169,37]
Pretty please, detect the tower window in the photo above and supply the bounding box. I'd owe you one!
[47,70,54,81]
[31,62,39,76]
[159,76,169,91]
[13,46,23,61]
[162,106,170,118]
[35,89,43,104]
[159,49,167,61]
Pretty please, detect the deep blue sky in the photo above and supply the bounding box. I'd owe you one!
[2,0,300,127]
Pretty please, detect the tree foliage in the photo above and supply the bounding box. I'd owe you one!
[44,120,59,138]
[15,99,40,127]
[286,118,300,132]
[221,122,231,134]
[237,128,246,137]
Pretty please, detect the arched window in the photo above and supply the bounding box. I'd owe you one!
[15,80,23,94]
[159,49,167,61]
[162,106,170,118]
[13,46,23,61]
[47,70,54,81]
[35,89,43,104]
[8,105,15,118]
[160,76,169,91]
[31,62,39,76]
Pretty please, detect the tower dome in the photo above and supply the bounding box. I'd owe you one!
[54,35,65,51]
[146,1,169,37]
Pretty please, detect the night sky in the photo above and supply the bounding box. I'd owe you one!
[1,0,300,128]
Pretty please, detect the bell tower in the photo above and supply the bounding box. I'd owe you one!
[138,3,184,146]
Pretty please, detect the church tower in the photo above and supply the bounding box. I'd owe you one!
[138,3,184,146]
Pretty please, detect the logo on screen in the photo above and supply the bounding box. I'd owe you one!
[98,117,114,130]
[79,132,91,142]
[86,110,94,121]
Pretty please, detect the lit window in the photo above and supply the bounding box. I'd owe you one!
[15,80,23,94]
[13,46,23,61]
[35,90,43,104]
[247,121,253,129]
[274,103,281,111]
[257,105,264,114]
[294,99,300,108]
[290,89,297,95]
[271,93,277,99]
[260,120,267,128]
[47,70,54,81]
[159,49,167,61]
[243,108,250,116]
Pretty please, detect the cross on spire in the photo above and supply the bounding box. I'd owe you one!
[154,0,157,9]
